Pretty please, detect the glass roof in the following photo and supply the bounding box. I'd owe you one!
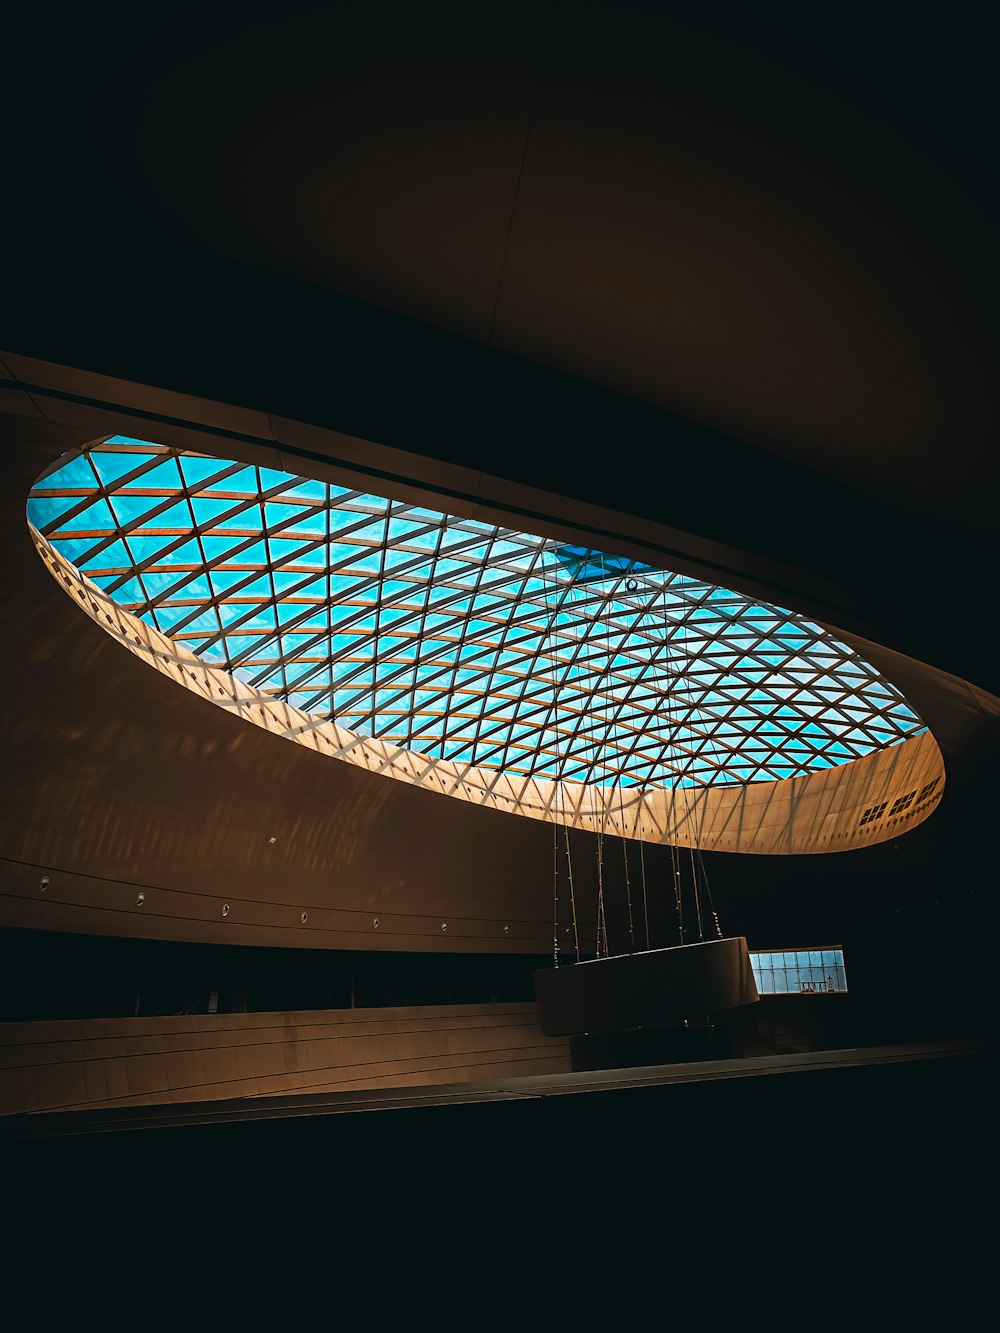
[28,437,924,789]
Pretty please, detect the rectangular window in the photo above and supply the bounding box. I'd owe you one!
[749,947,847,993]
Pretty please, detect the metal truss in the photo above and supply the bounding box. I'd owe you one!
[28,437,925,789]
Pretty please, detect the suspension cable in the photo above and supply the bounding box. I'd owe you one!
[622,820,635,952]
[639,834,650,950]
[596,825,607,957]
[552,820,559,967]
[677,837,688,943]
[690,843,704,941]
[700,848,724,938]
[565,823,580,962]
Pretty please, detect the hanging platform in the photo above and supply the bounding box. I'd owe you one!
[533,936,759,1037]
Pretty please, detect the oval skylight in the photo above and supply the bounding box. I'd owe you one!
[28,436,924,791]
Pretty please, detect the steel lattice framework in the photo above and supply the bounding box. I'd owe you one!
[28,437,924,789]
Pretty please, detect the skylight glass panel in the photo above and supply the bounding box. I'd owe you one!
[29,439,927,789]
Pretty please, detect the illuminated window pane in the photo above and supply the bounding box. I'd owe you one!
[750,948,848,993]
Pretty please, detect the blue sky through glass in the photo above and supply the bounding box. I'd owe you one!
[27,438,925,789]
[750,948,848,993]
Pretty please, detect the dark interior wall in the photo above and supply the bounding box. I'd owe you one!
[2,4,999,1048]
[0,928,547,1022]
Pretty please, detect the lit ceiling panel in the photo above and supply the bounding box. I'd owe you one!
[28,437,924,789]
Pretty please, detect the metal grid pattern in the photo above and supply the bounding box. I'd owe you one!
[27,438,924,790]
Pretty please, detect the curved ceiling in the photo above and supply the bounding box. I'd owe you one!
[30,438,924,792]
[5,2,1000,545]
